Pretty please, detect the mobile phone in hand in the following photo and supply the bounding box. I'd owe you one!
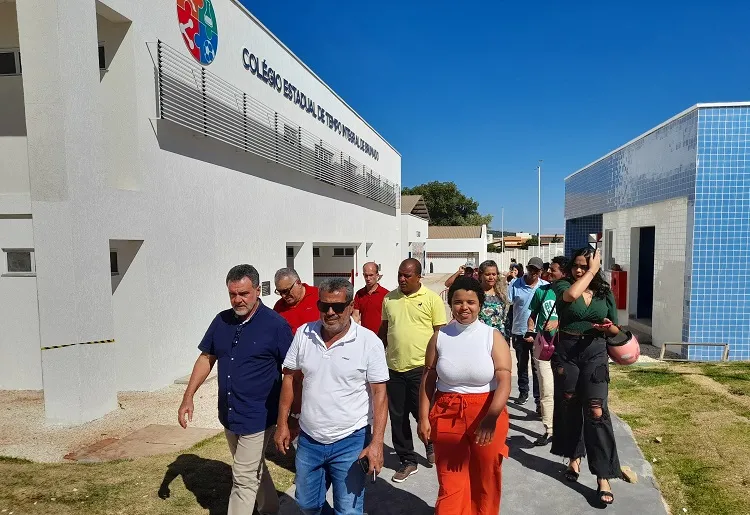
[524,331,537,340]
[358,456,376,483]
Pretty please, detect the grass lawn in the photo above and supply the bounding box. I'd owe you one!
[609,362,750,515]
[0,434,295,514]
[2,362,749,514]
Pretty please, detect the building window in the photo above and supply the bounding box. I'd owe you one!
[3,249,35,276]
[312,247,320,258]
[0,49,21,76]
[261,281,271,296]
[0,45,104,76]
[98,44,106,70]
[416,231,421,237]
[283,124,298,146]
[314,144,335,184]
[110,251,119,276]
[333,247,355,257]
[286,246,294,258]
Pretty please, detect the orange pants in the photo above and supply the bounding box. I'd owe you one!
[429,391,509,515]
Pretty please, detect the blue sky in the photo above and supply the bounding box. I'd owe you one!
[242,1,750,234]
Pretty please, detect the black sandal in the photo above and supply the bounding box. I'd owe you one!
[597,483,614,505]
[564,459,581,482]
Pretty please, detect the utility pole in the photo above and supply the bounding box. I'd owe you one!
[501,207,505,254]
[537,160,542,250]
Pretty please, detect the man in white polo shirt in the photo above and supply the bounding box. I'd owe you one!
[275,277,389,515]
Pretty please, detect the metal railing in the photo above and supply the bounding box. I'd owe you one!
[156,41,399,209]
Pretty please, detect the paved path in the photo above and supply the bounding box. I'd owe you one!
[278,382,666,514]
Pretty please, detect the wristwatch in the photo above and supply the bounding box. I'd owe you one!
[289,412,301,420]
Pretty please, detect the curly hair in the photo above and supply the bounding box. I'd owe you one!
[448,276,486,307]
[567,248,612,299]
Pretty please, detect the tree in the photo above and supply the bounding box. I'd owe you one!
[402,181,493,227]
[519,236,539,250]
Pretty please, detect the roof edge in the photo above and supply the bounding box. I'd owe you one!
[230,0,401,157]
[565,102,750,181]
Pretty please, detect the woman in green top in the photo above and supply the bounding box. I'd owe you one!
[550,248,620,507]
[476,260,509,336]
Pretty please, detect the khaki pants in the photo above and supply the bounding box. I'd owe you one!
[225,427,279,515]
[534,358,554,434]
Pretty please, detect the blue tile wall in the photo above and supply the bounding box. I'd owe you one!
[565,110,698,220]
[688,107,750,361]
[565,214,602,257]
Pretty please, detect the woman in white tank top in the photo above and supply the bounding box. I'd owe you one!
[417,276,513,515]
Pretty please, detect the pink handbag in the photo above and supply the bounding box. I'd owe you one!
[532,291,557,361]
[533,329,557,361]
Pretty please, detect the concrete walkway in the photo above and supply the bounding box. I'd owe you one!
[278,381,667,514]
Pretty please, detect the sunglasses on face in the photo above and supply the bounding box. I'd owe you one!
[275,281,298,296]
[572,264,590,271]
[317,301,350,314]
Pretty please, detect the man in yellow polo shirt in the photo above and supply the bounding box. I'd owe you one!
[379,258,446,483]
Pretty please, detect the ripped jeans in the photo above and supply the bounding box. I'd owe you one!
[550,333,621,479]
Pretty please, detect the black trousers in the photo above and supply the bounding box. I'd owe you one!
[387,366,423,465]
[550,333,621,479]
[512,335,540,403]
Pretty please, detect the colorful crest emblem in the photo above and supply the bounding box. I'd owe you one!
[177,0,219,65]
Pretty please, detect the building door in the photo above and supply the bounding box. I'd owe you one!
[637,227,655,319]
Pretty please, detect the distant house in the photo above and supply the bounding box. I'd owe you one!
[489,233,564,249]
[426,225,487,273]
[400,195,429,267]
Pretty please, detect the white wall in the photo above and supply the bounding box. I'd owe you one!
[487,244,565,270]
[400,214,428,262]
[5,0,401,422]
[312,246,355,287]
[426,227,487,273]
[0,217,41,389]
[602,197,688,347]
[0,3,30,215]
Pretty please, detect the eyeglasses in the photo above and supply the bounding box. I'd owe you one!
[275,280,298,296]
[317,301,350,314]
[572,264,590,271]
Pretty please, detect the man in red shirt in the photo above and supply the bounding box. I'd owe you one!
[273,268,319,334]
[352,262,389,334]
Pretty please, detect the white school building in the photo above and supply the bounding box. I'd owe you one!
[0,0,401,424]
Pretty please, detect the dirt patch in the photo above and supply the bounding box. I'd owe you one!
[671,365,750,411]
[0,381,223,463]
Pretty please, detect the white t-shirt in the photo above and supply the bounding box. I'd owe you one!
[282,319,389,444]
[436,319,497,394]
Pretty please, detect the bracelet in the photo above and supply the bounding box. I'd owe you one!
[289,412,301,420]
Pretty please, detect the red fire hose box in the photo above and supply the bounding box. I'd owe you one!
[610,271,627,310]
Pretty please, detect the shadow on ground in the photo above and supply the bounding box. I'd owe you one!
[158,453,231,514]
[506,436,603,510]
[364,477,434,515]
[157,453,293,515]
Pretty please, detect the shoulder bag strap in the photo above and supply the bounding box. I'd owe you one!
[537,289,556,332]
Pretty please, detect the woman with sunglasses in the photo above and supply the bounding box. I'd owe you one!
[417,276,512,514]
[476,260,509,336]
[550,248,620,506]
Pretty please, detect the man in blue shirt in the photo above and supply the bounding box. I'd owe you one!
[178,264,293,515]
[508,257,548,409]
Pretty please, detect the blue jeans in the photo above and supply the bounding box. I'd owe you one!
[295,426,371,515]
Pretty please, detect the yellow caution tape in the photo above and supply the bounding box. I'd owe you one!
[41,339,115,351]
